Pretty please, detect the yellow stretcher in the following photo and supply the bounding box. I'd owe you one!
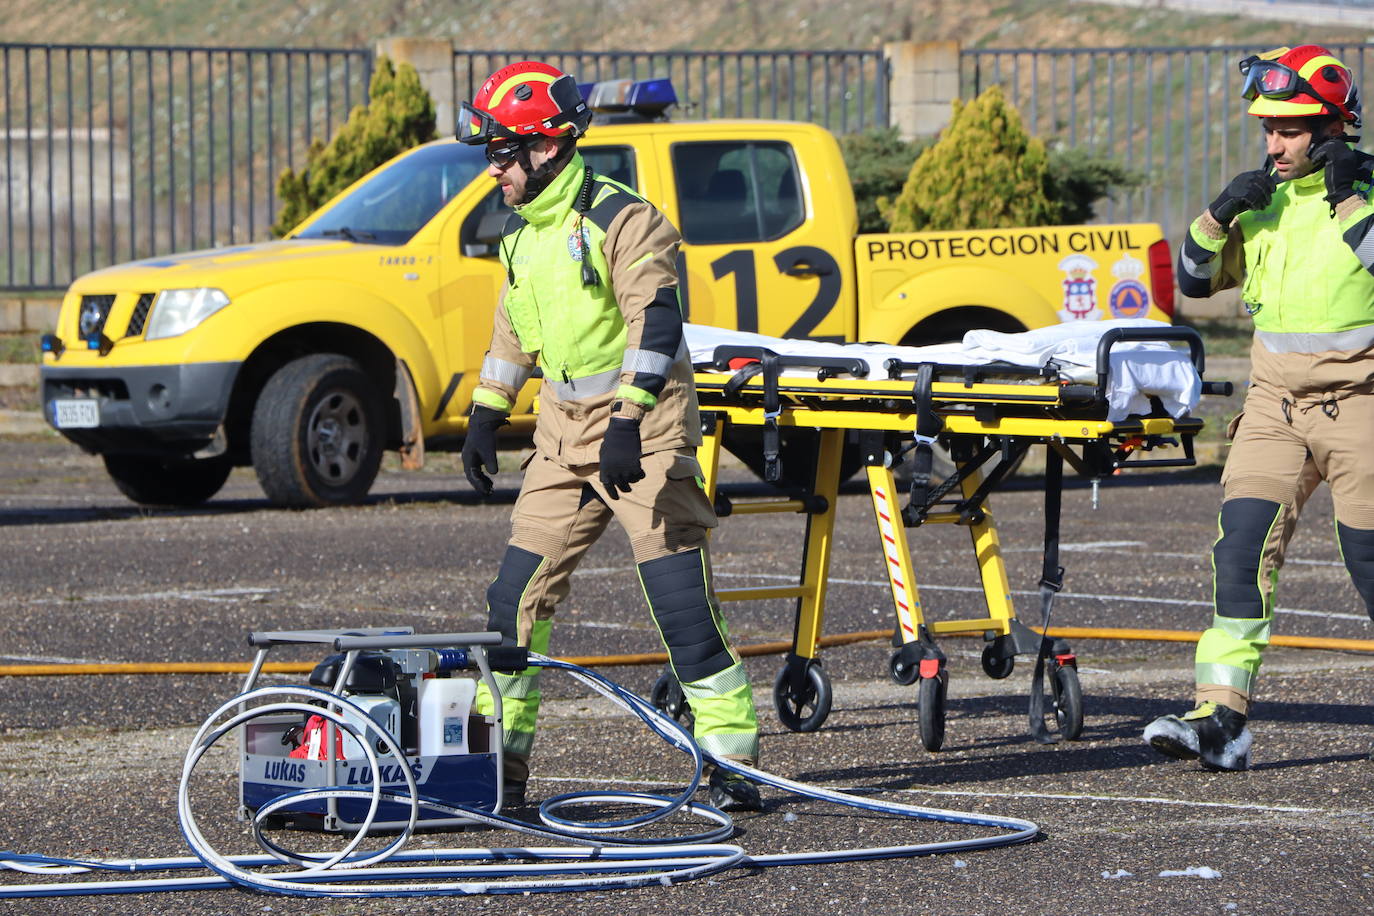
[661,326,1230,750]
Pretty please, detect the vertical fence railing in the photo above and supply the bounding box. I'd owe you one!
[961,44,1372,244]
[451,49,888,137]
[0,43,372,290]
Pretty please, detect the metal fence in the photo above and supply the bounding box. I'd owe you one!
[7,39,1374,291]
[960,43,1374,241]
[0,42,372,290]
[451,49,888,136]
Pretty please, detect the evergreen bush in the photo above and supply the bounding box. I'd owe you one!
[883,86,1142,233]
[272,56,437,237]
[887,85,1057,233]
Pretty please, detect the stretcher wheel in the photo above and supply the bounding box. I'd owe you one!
[1051,663,1083,740]
[917,673,947,752]
[650,669,693,728]
[889,649,919,686]
[772,661,832,733]
[981,645,1015,680]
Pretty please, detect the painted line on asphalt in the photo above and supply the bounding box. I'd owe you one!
[529,774,1325,814]
[0,653,102,664]
[24,586,279,606]
[709,570,1372,623]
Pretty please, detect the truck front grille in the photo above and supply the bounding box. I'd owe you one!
[125,293,155,337]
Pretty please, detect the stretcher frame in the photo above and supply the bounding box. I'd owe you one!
[681,326,1228,749]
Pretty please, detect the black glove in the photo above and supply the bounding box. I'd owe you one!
[461,404,508,497]
[1208,169,1276,226]
[599,416,645,499]
[1311,137,1363,210]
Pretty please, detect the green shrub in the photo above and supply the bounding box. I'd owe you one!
[888,86,1057,233]
[838,127,931,234]
[272,56,437,237]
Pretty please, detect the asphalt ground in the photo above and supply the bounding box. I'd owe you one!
[2,431,1373,915]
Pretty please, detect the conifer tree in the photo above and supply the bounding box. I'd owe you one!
[272,56,437,237]
[887,85,1057,233]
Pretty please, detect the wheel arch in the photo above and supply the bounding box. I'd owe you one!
[900,306,1029,347]
[224,323,399,462]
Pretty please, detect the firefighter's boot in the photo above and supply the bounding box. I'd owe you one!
[1144,701,1252,771]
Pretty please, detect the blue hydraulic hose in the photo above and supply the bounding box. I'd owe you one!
[0,654,1039,899]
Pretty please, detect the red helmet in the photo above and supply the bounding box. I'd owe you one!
[1241,45,1361,127]
[457,61,591,145]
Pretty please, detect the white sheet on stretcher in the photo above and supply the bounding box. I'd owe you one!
[683,318,1203,423]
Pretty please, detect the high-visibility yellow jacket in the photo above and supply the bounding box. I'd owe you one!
[472,152,700,465]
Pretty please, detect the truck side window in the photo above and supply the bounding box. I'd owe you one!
[671,141,803,245]
[459,145,638,258]
[580,145,637,190]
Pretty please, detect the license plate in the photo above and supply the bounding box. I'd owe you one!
[52,398,100,429]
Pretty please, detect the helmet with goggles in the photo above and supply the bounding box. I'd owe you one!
[1241,45,1361,128]
[457,61,592,147]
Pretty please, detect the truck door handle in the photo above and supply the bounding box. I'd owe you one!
[783,261,833,277]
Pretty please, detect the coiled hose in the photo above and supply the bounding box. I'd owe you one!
[0,654,1038,898]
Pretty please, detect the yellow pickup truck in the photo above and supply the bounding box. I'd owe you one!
[40,81,1175,507]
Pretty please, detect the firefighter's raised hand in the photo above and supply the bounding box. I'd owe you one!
[600,416,645,499]
[1208,169,1276,226]
[1311,137,1363,209]
[462,404,509,497]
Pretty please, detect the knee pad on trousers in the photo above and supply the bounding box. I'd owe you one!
[486,546,545,644]
[1212,498,1283,620]
[638,549,733,684]
[1336,521,1374,621]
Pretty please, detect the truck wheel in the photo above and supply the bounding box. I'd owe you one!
[103,453,233,506]
[250,354,384,507]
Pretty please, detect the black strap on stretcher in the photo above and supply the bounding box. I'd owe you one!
[1028,446,1066,744]
[713,346,868,483]
[722,350,783,481]
[904,363,943,519]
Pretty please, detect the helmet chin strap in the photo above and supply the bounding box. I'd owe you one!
[516,139,576,205]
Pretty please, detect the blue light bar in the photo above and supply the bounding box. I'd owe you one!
[580,78,678,119]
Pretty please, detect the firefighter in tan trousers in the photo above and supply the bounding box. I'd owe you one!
[456,61,762,811]
[1146,45,1374,770]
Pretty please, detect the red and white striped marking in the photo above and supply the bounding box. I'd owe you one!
[872,485,919,640]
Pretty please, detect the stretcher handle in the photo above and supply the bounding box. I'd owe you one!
[1094,326,1205,401]
[1202,380,1234,397]
[248,627,416,648]
[709,346,869,380]
[333,631,507,652]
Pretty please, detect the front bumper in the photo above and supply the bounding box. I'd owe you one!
[41,361,240,455]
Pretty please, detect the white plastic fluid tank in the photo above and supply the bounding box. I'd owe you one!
[418,676,478,756]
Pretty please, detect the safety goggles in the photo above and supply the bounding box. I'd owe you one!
[1238,54,1353,108]
[457,101,521,146]
[483,138,528,170]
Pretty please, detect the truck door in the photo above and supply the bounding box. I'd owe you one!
[660,136,855,340]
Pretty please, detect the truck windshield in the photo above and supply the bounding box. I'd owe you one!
[292,143,489,245]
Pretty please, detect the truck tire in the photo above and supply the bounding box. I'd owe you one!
[103,453,233,507]
[250,354,384,507]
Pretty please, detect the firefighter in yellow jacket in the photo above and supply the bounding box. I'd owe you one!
[1146,45,1374,771]
[456,61,761,811]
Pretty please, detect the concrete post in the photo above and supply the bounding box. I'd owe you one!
[883,40,961,141]
[376,37,456,138]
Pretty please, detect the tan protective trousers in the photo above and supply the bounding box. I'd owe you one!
[1197,378,1374,714]
[476,447,760,779]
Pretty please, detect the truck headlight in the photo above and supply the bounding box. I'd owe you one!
[145,287,231,340]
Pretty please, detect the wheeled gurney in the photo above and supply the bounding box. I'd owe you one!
[666,319,1231,750]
